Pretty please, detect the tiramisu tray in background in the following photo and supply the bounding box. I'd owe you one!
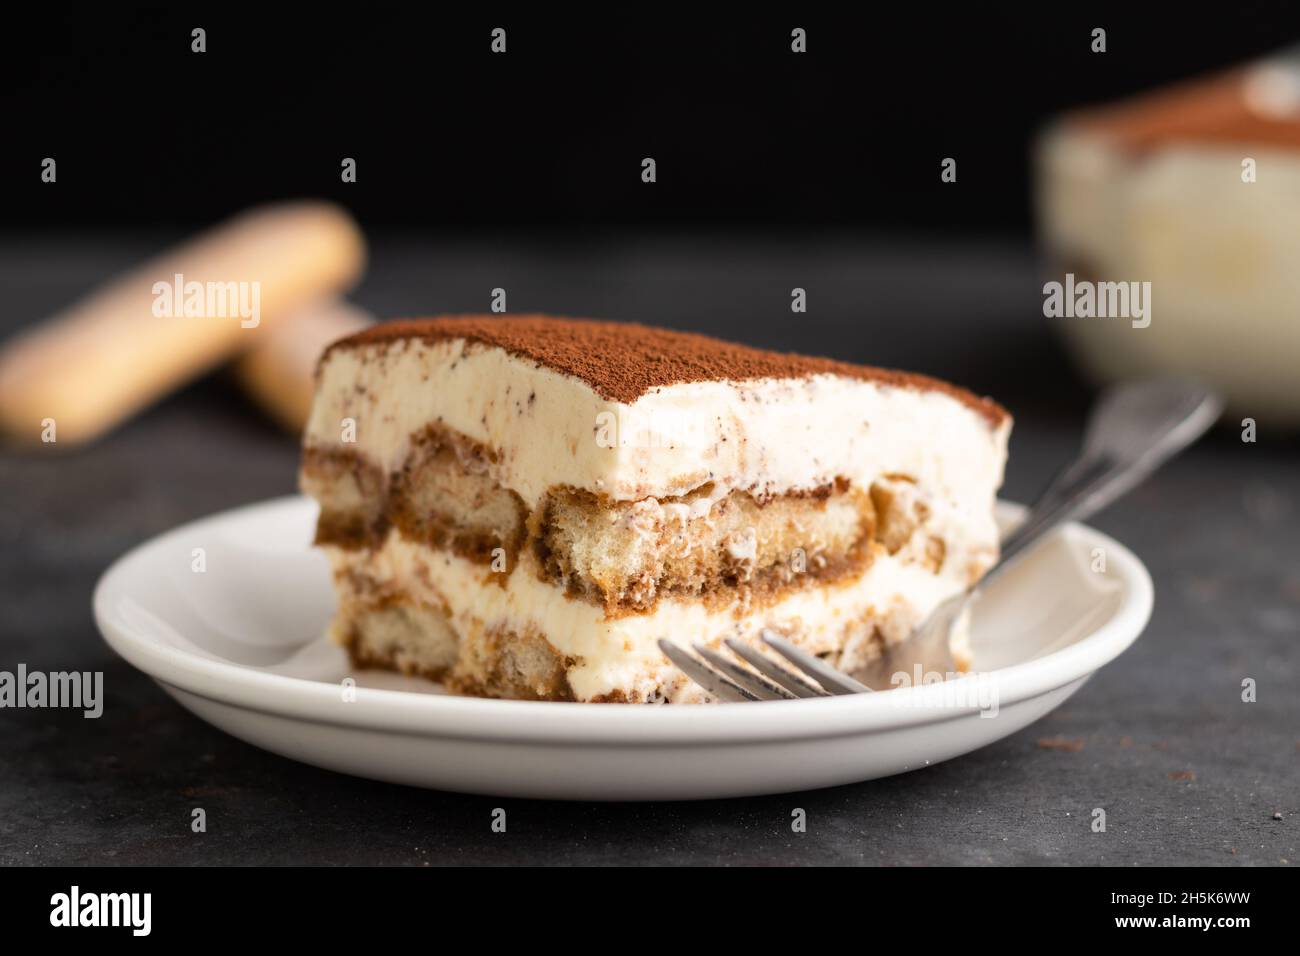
[1036,48,1300,424]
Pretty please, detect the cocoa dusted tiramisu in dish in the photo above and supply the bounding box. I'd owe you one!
[1036,53,1300,420]
[299,316,1011,703]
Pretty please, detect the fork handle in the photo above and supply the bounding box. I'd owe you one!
[991,426,1203,589]
[990,455,1118,583]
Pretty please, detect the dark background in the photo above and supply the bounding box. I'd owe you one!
[4,6,1300,232]
[1,7,1297,866]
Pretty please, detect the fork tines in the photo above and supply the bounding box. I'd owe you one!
[659,629,872,702]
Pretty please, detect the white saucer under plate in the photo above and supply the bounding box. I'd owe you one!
[93,496,1152,800]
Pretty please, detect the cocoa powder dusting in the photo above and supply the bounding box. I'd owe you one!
[323,315,1008,426]
[1068,68,1300,153]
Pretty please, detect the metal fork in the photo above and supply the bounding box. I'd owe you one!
[661,379,1222,702]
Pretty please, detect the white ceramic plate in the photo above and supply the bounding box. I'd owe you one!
[93,496,1152,800]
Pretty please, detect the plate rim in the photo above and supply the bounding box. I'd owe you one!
[93,495,1153,745]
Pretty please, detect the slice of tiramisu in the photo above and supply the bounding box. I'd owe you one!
[300,316,1010,702]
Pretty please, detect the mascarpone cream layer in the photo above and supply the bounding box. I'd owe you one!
[307,337,1010,531]
[329,532,977,702]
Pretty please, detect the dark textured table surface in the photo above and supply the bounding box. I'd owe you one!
[1,233,1296,866]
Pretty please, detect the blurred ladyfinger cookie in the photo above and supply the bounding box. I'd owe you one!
[235,300,373,434]
[0,201,365,445]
